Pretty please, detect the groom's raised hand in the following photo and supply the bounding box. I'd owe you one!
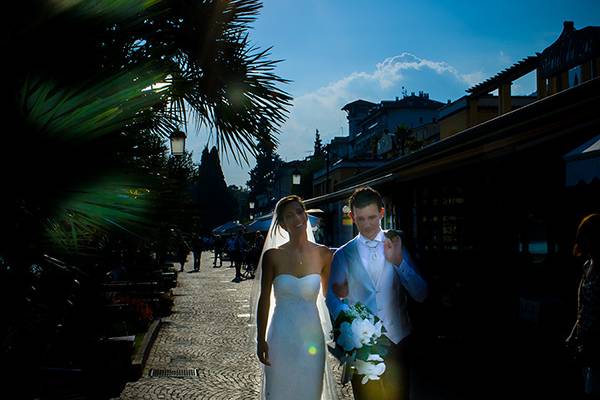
[332,281,348,298]
[383,231,403,266]
[257,341,271,366]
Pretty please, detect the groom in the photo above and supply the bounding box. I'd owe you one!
[326,186,428,400]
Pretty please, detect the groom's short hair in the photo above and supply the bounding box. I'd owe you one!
[349,186,383,210]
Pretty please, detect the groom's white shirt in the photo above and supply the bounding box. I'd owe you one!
[326,228,428,344]
[357,230,386,285]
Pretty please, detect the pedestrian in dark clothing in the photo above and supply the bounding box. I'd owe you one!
[248,231,265,278]
[231,232,246,282]
[176,234,190,272]
[192,234,203,271]
[567,214,600,398]
[213,235,224,268]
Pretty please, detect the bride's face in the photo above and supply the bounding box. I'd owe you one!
[280,201,307,235]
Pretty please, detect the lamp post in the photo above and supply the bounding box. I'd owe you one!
[249,200,255,221]
[169,129,187,156]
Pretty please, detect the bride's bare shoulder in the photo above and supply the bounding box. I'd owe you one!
[263,248,283,263]
[263,248,283,256]
[311,243,333,258]
[311,242,331,251]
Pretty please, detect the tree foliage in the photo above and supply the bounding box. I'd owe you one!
[194,147,237,232]
[0,0,291,264]
[228,185,251,222]
[314,129,324,157]
[247,132,283,205]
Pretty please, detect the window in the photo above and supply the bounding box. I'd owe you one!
[518,213,555,263]
[382,198,397,230]
[418,185,467,253]
[568,65,582,88]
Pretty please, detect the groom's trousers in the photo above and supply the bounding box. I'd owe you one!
[351,335,411,400]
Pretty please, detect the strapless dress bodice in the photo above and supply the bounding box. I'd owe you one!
[272,273,321,304]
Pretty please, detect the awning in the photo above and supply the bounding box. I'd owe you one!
[304,173,396,207]
[212,221,244,235]
[564,134,600,186]
[245,215,272,233]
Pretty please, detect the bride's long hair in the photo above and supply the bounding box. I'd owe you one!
[249,196,338,400]
[272,194,305,238]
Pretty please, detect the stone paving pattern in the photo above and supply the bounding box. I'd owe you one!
[120,252,354,399]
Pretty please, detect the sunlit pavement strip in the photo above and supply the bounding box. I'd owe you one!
[119,251,354,400]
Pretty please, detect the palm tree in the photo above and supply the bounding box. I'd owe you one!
[1,0,291,262]
[0,2,291,394]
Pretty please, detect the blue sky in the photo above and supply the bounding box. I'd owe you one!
[187,0,600,187]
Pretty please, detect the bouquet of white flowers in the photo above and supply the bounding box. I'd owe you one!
[331,302,392,384]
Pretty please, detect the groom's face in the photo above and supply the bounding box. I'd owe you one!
[350,204,384,240]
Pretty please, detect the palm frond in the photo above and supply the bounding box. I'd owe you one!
[44,174,159,255]
[21,64,174,142]
[139,0,293,163]
[48,0,161,22]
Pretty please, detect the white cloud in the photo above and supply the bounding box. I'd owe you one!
[369,53,483,89]
[460,71,487,87]
[276,53,483,163]
[213,53,484,186]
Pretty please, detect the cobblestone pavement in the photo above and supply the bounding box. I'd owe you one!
[120,252,354,400]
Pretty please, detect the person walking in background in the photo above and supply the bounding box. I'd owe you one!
[248,231,265,278]
[191,233,204,271]
[231,232,247,282]
[225,235,237,266]
[176,233,190,272]
[213,235,224,268]
[567,214,600,399]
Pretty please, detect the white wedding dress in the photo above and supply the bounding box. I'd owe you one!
[264,273,325,400]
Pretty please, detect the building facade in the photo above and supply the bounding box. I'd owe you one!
[305,22,600,397]
[344,91,444,159]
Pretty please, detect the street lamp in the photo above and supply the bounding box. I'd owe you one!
[248,200,255,221]
[292,169,302,185]
[169,129,187,156]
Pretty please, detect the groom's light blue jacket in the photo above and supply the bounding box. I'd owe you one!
[326,235,428,344]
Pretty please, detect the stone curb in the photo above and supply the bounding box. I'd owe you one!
[130,318,162,380]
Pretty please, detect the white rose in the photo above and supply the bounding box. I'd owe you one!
[351,318,377,347]
[354,358,386,384]
[373,320,383,338]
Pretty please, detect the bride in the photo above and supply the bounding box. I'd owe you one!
[252,195,338,400]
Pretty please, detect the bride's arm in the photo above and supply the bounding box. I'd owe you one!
[320,246,332,294]
[256,249,275,365]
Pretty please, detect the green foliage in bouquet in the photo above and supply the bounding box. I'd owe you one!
[332,301,393,360]
[330,301,394,384]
